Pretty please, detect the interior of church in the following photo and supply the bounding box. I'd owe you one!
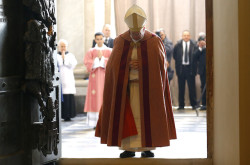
[0,0,249,165]
[58,0,208,161]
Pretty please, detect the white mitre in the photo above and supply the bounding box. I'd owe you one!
[124,4,147,32]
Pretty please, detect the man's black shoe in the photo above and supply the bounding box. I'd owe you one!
[64,118,71,121]
[200,105,206,110]
[177,106,184,110]
[192,106,198,110]
[120,151,135,158]
[141,151,154,158]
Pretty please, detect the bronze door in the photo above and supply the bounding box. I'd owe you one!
[0,0,61,164]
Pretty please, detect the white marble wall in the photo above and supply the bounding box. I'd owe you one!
[57,0,92,65]
[213,0,239,164]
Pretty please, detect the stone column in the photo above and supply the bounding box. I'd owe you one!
[105,0,111,24]
[84,0,95,52]
[57,0,85,64]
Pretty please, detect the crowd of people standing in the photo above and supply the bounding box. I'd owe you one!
[156,29,207,111]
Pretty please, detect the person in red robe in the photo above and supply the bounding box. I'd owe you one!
[95,5,176,158]
[84,32,112,128]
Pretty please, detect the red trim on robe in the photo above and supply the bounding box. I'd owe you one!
[122,95,138,139]
[112,40,130,145]
[140,41,152,147]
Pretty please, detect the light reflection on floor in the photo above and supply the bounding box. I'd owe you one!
[61,107,207,158]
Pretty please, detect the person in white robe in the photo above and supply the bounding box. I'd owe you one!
[57,39,77,121]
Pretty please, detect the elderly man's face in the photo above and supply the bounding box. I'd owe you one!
[130,27,145,41]
[182,31,191,42]
[59,42,67,52]
[95,35,104,47]
[159,31,166,41]
[102,26,111,38]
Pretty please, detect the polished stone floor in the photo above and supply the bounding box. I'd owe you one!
[61,107,207,159]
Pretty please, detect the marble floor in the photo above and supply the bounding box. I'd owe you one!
[61,107,207,159]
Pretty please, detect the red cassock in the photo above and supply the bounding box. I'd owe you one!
[95,30,177,148]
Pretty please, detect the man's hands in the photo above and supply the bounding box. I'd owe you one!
[129,60,139,70]
[61,50,65,59]
[198,40,206,48]
[98,50,103,60]
[166,61,170,68]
